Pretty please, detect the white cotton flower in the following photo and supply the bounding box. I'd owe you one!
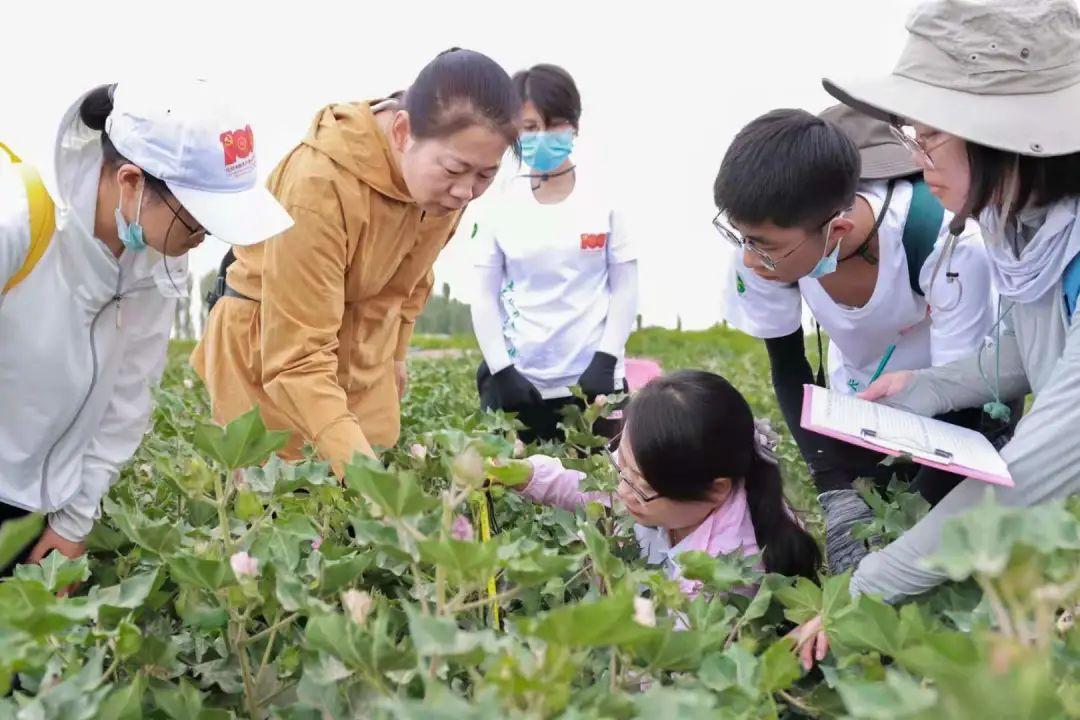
[513,439,526,459]
[633,597,656,627]
[342,590,374,626]
[183,377,195,390]
[410,443,428,461]
[229,551,259,578]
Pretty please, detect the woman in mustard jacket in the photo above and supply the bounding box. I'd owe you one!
[193,49,519,474]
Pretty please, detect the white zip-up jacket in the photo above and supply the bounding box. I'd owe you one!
[0,96,187,542]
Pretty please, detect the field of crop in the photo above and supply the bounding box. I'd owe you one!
[0,326,1075,719]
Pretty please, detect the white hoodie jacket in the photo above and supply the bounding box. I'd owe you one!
[0,96,187,542]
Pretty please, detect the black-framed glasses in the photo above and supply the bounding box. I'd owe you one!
[151,186,205,238]
[605,436,660,503]
[713,210,844,272]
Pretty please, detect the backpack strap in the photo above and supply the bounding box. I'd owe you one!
[1,142,56,294]
[900,179,945,297]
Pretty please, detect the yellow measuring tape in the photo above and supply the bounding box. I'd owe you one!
[475,488,502,630]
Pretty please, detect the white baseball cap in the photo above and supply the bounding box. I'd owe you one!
[105,79,292,246]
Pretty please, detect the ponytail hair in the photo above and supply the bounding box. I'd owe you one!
[624,370,822,580]
[77,83,169,195]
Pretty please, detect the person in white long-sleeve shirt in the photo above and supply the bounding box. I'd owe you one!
[470,64,639,442]
[0,80,291,575]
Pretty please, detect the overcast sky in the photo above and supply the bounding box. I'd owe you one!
[4,0,921,330]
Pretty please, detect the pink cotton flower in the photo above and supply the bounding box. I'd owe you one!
[410,443,428,461]
[451,514,474,542]
[594,394,609,408]
[311,536,323,551]
[230,551,259,578]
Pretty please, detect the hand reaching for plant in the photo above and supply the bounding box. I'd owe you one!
[787,614,829,670]
[484,457,534,489]
[28,527,86,597]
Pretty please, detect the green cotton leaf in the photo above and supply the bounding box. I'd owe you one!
[921,492,1024,581]
[14,549,89,593]
[244,455,334,497]
[520,591,654,648]
[249,514,320,571]
[102,497,181,557]
[775,576,824,624]
[743,573,794,623]
[318,553,372,594]
[484,458,532,487]
[698,645,760,696]
[193,406,289,470]
[17,648,110,720]
[174,587,229,631]
[418,538,500,586]
[166,553,235,591]
[276,571,332,613]
[580,523,626,584]
[87,571,159,612]
[345,456,439,518]
[678,550,760,593]
[0,579,95,637]
[835,670,938,720]
[116,617,143,659]
[305,612,413,674]
[96,673,146,720]
[503,545,579,587]
[233,488,263,521]
[633,686,719,719]
[0,512,43,569]
[151,678,206,720]
[821,572,854,620]
[630,627,718,672]
[405,606,503,660]
[758,637,802,694]
[829,594,907,657]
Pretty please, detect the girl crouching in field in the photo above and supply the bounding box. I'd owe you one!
[502,370,821,594]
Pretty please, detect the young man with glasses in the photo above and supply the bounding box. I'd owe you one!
[714,106,996,574]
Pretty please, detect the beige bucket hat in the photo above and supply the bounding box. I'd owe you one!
[823,0,1080,157]
[818,104,922,180]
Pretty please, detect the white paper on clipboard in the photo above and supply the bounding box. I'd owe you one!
[801,385,1013,486]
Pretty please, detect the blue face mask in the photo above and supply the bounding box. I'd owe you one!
[520,130,574,173]
[114,183,147,253]
[806,218,844,279]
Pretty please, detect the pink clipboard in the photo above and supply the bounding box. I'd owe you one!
[800,385,1014,488]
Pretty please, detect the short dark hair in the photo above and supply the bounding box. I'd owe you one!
[405,48,520,150]
[512,64,582,130]
[624,370,822,580]
[958,143,1080,234]
[79,83,169,196]
[714,109,860,230]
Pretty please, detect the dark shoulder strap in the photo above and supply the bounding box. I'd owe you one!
[901,180,946,297]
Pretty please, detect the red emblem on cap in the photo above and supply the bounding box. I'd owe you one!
[220,125,255,166]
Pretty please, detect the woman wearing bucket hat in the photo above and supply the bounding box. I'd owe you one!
[717,103,996,574]
[470,63,639,443]
[791,0,1080,668]
[0,80,291,578]
[193,49,520,477]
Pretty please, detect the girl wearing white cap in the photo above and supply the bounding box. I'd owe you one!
[0,81,291,576]
[792,0,1080,667]
[470,64,639,442]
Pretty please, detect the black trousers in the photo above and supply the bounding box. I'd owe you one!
[476,362,622,444]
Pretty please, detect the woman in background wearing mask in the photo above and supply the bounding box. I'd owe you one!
[471,64,639,443]
[194,49,519,477]
[0,80,290,575]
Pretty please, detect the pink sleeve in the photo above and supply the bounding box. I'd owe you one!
[519,456,612,512]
